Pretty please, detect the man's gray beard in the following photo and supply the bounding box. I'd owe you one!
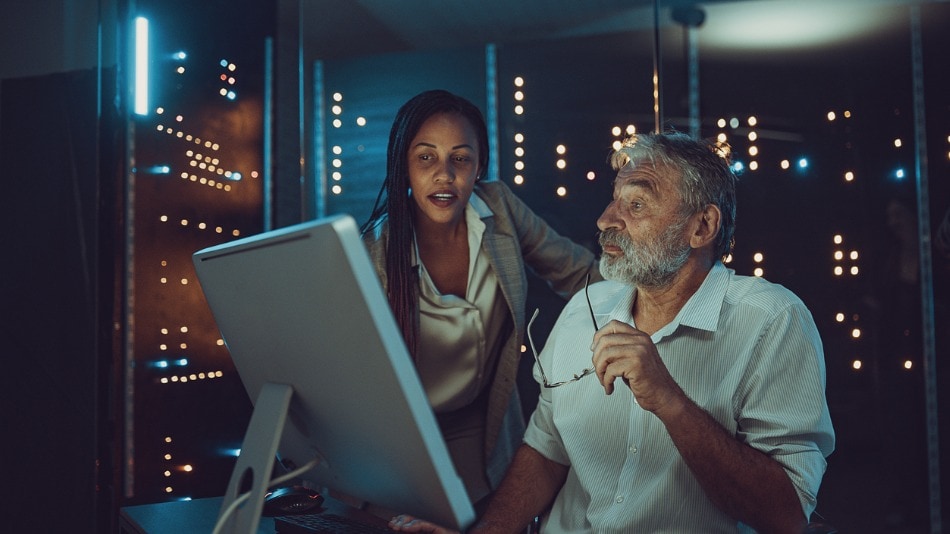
[598,220,692,288]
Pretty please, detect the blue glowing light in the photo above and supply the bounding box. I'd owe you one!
[229,172,243,181]
[174,51,187,61]
[219,448,242,458]
[220,59,229,68]
[732,161,745,173]
[154,360,169,368]
[798,158,809,169]
[226,91,237,101]
[895,168,906,180]
[176,358,188,366]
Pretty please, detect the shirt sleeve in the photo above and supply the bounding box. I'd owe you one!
[522,299,582,466]
[735,299,836,517]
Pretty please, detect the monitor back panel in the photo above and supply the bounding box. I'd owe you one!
[192,215,474,530]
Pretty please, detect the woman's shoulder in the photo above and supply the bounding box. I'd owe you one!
[474,179,515,201]
[474,180,531,218]
[360,218,389,281]
[361,216,388,251]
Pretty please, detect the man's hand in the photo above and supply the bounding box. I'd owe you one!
[388,514,457,533]
[591,321,810,532]
[590,319,685,414]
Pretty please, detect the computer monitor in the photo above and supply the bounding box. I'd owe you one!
[192,214,475,534]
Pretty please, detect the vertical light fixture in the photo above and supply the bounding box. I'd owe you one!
[134,16,149,115]
[651,0,662,133]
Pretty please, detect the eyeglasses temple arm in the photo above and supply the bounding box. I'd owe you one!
[585,273,599,330]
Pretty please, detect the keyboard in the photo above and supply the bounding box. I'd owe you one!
[274,512,393,534]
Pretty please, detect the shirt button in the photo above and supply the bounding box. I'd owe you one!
[616,496,624,503]
[629,446,638,454]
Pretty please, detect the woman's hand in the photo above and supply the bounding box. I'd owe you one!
[388,514,459,533]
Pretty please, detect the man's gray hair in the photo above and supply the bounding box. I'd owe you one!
[610,132,738,259]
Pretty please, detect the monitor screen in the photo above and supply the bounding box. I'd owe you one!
[193,214,475,532]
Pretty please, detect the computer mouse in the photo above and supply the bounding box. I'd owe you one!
[262,485,324,516]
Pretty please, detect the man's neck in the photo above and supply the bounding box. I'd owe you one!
[632,257,712,335]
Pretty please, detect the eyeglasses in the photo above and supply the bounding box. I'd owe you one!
[527,273,599,388]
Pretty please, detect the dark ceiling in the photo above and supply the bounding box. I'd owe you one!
[298,0,924,61]
[300,0,731,60]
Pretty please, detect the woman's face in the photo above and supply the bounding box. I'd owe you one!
[407,112,481,228]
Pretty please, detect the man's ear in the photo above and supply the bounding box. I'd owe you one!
[689,204,721,249]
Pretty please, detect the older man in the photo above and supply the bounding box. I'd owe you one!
[391,132,835,533]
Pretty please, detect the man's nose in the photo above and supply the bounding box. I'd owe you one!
[597,201,622,232]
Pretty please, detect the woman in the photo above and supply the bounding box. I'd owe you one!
[361,89,598,509]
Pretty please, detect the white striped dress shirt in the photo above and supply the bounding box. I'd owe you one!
[523,262,835,533]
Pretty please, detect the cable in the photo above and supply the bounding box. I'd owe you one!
[210,458,320,534]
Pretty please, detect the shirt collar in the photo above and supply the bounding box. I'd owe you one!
[469,188,493,219]
[653,261,729,339]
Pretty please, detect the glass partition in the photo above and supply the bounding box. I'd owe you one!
[120,0,273,505]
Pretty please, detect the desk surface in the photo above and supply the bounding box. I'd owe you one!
[120,496,273,534]
[120,495,387,534]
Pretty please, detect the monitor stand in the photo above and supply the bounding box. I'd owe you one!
[216,382,293,534]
